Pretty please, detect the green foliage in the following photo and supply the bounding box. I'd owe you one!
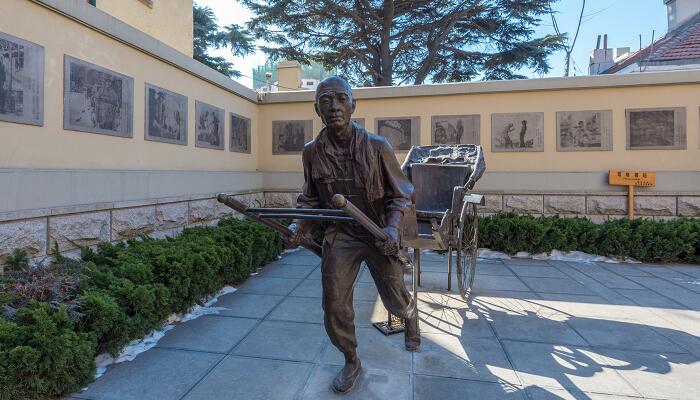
[0,217,284,399]
[5,249,29,274]
[478,213,700,263]
[193,4,254,77]
[242,0,564,86]
[0,303,96,400]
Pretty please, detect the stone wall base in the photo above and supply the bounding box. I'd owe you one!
[0,192,265,266]
[2,190,698,267]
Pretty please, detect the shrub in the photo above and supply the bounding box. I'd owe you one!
[0,217,284,399]
[0,303,96,400]
[478,213,700,263]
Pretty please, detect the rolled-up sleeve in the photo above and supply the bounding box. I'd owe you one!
[297,145,321,209]
[380,140,414,214]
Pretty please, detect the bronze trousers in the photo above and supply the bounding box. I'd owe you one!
[321,227,417,355]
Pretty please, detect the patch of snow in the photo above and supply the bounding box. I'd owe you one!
[475,248,639,264]
[93,286,237,379]
[477,249,511,260]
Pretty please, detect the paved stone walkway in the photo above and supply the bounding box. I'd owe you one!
[69,249,700,400]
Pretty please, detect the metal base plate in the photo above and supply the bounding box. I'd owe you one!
[372,321,405,336]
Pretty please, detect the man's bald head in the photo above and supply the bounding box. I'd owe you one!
[315,76,353,100]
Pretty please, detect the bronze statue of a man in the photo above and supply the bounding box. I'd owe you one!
[289,76,420,394]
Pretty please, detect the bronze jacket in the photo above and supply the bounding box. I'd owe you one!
[297,123,414,231]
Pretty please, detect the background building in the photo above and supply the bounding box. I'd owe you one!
[253,60,336,92]
[590,0,700,74]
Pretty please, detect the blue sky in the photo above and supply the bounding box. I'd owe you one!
[199,0,669,87]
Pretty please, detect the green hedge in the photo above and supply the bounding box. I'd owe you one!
[0,218,283,400]
[479,213,700,263]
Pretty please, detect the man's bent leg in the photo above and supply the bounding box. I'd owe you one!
[321,230,364,392]
[363,247,421,351]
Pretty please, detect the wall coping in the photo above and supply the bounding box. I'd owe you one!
[262,69,700,103]
[32,0,259,103]
[0,189,264,223]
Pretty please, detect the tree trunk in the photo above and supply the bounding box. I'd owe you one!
[375,0,394,86]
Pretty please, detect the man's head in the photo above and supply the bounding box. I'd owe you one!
[315,76,356,133]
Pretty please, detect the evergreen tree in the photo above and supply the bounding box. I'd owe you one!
[193,4,254,77]
[241,0,564,86]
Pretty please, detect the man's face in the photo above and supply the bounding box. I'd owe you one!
[315,82,356,131]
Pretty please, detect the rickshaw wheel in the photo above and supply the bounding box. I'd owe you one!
[456,201,478,300]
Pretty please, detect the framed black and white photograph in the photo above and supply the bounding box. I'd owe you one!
[230,112,251,154]
[195,101,224,150]
[431,115,480,145]
[0,32,44,126]
[272,120,313,154]
[626,107,686,150]
[557,110,613,151]
[64,56,133,137]
[351,118,365,128]
[376,116,420,151]
[145,83,187,145]
[491,112,544,152]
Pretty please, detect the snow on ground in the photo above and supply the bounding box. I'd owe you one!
[92,286,237,379]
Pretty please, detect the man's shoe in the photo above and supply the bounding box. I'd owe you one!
[331,359,362,394]
[405,316,421,352]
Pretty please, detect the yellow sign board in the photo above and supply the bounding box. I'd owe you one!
[609,170,656,187]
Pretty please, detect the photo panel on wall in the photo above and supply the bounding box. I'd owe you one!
[195,100,224,150]
[491,112,544,152]
[556,110,613,151]
[431,114,480,145]
[626,107,686,150]
[0,32,44,126]
[144,83,188,145]
[351,118,365,128]
[272,120,313,154]
[230,112,251,154]
[64,55,133,137]
[375,116,420,151]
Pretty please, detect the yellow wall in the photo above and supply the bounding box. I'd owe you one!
[3,0,700,180]
[258,84,700,173]
[1,0,256,172]
[96,0,194,57]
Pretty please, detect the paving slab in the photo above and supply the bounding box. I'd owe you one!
[74,251,700,400]
[156,316,258,353]
[289,277,323,298]
[414,333,519,384]
[490,313,588,346]
[417,292,494,338]
[257,263,317,279]
[236,276,301,296]
[299,364,410,400]
[510,266,568,278]
[213,293,284,318]
[565,316,685,352]
[321,327,411,372]
[267,296,324,324]
[626,276,700,310]
[232,320,326,362]
[74,348,223,400]
[475,263,517,276]
[274,254,321,266]
[593,349,700,400]
[525,387,647,400]
[501,341,640,397]
[520,276,596,295]
[473,275,531,292]
[182,356,313,400]
[353,282,381,302]
[613,289,684,309]
[414,375,526,400]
